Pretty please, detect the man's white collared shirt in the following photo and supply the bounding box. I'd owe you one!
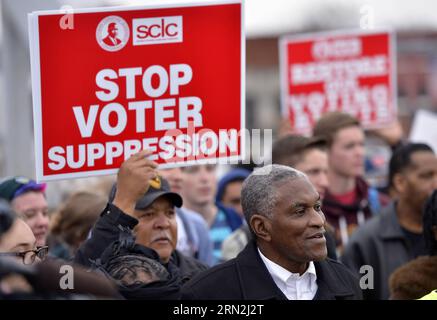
[258,248,318,300]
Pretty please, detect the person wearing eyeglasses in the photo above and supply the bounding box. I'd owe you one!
[0,214,48,265]
[0,177,49,247]
[1,200,119,299]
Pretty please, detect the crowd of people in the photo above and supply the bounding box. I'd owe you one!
[0,111,436,300]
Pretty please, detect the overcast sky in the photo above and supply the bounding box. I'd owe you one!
[3,0,437,42]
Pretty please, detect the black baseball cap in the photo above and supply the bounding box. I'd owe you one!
[109,176,183,210]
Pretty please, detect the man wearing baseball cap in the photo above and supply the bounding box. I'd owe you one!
[75,150,208,283]
[0,177,49,247]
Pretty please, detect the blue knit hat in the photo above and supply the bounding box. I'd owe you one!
[0,176,46,201]
[216,168,251,203]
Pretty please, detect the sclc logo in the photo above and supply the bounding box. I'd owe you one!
[136,18,179,38]
[133,16,183,46]
[96,16,130,52]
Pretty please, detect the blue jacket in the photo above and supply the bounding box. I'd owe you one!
[177,207,214,266]
[215,201,243,231]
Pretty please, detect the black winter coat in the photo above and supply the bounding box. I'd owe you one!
[181,240,362,300]
[75,203,208,283]
[341,201,424,300]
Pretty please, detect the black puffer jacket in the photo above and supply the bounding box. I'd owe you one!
[75,203,208,284]
[93,232,182,299]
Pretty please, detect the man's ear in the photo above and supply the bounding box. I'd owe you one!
[393,173,406,195]
[250,214,272,242]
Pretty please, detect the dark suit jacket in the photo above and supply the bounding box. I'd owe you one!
[182,241,362,300]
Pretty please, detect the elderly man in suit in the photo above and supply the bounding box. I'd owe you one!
[182,164,362,300]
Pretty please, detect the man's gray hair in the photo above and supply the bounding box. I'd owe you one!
[241,164,306,227]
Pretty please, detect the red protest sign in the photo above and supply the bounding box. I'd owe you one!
[280,29,396,135]
[28,1,244,182]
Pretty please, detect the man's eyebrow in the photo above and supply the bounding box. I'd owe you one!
[23,209,40,215]
[290,196,321,208]
[10,243,31,251]
[290,202,306,209]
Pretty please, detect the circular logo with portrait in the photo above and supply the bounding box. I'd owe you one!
[96,16,129,52]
